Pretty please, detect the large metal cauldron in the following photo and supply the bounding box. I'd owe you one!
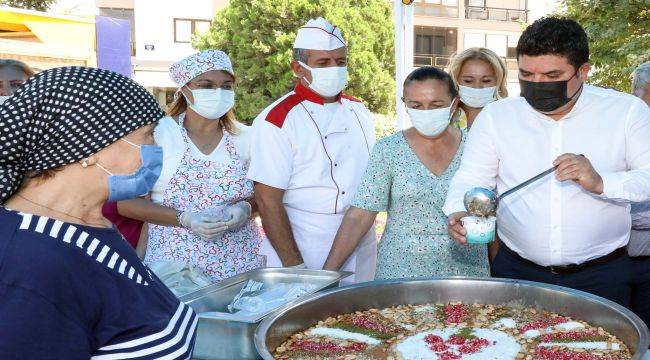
[255,277,649,359]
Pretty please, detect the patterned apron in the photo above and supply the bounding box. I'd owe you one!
[145,114,266,282]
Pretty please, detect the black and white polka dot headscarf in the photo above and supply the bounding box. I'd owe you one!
[0,66,165,204]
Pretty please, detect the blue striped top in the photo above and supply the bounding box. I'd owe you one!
[0,207,197,359]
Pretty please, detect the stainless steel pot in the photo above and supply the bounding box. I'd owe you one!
[181,268,351,360]
[255,277,649,359]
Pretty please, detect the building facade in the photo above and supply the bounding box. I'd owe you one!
[0,6,97,71]
[411,0,558,95]
[95,0,229,107]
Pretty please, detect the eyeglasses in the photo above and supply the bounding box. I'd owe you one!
[186,81,234,90]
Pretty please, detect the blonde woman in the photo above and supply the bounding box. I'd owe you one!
[117,50,266,282]
[449,47,508,129]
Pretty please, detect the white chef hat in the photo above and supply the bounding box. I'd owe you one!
[293,17,346,51]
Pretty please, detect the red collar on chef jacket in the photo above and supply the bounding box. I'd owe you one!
[294,83,362,105]
[265,83,362,128]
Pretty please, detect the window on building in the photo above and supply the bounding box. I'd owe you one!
[464,33,519,59]
[465,0,527,22]
[414,27,458,68]
[174,18,211,43]
[507,34,519,58]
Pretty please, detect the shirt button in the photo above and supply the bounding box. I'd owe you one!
[334,163,338,167]
[324,136,328,139]
[342,191,346,195]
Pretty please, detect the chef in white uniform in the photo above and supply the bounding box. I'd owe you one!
[247,17,377,283]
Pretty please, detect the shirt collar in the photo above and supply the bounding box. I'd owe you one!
[294,83,345,105]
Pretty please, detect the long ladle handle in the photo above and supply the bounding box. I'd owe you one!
[498,154,584,201]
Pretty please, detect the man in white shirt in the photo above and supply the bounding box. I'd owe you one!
[247,17,377,283]
[443,17,650,324]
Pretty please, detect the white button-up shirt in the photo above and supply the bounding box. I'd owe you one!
[443,84,650,266]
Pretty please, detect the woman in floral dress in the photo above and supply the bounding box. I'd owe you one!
[323,67,489,279]
[118,50,266,282]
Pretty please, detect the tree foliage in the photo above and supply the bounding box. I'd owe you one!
[194,0,395,123]
[0,0,55,11]
[561,0,650,92]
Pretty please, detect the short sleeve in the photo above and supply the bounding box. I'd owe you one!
[246,116,293,190]
[151,117,184,203]
[232,121,252,167]
[351,138,393,212]
[0,284,92,359]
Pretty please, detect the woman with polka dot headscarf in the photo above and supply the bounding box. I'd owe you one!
[0,67,197,358]
[117,50,266,283]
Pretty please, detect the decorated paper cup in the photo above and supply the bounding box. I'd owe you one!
[461,216,496,244]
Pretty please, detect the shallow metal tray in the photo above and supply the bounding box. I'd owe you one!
[180,267,351,360]
[255,277,650,360]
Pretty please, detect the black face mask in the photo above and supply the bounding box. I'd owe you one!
[519,69,583,113]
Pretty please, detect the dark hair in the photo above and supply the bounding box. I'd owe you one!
[516,16,589,70]
[404,66,458,99]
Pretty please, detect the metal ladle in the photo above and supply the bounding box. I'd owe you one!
[464,166,558,217]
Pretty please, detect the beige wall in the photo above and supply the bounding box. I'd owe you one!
[484,0,525,9]
[95,0,134,9]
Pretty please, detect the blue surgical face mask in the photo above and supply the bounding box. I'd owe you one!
[96,139,163,202]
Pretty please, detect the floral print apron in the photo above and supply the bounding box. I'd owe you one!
[145,114,266,282]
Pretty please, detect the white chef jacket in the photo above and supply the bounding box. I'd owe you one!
[443,84,650,267]
[247,84,377,283]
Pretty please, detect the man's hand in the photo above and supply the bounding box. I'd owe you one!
[553,153,603,194]
[447,211,469,245]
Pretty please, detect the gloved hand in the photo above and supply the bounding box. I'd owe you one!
[179,210,229,241]
[221,201,252,233]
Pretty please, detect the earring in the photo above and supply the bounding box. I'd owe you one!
[81,160,88,168]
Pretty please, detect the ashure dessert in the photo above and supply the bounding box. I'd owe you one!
[273,302,630,360]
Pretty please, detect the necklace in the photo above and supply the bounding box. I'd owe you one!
[15,194,108,228]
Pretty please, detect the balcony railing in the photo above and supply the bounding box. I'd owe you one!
[414,54,452,68]
[465,6,527,22]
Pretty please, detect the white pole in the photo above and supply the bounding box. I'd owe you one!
[393,1,414,130]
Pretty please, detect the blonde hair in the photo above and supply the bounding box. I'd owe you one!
[449,47,508,99]
[0,59,36,78]
[168,74,239,135]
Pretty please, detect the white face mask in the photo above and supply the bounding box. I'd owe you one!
[298,61,348,97]
[182,87,235,120]
[407,105,453,137]
[0,96,10,105]
[459,85,497,108]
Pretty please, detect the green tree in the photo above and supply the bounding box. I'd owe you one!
[561,0,650,92]
[194,0,395,123]
[0,0,55,11]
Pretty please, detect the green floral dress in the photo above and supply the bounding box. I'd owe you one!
[351,130,489,280]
